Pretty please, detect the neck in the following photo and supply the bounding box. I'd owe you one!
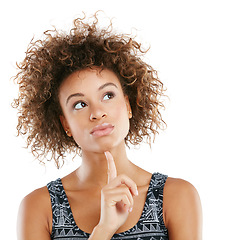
[76,142,135,188]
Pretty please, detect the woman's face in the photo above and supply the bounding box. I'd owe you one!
[59,67,132,153]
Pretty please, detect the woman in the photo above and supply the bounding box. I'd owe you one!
[15,13,202,240]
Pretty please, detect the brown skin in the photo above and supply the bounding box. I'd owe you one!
[17,68,202,240]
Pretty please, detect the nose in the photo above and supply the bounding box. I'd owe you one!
[89,105,107,121]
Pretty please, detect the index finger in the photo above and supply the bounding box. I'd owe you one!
[104,151,117,183]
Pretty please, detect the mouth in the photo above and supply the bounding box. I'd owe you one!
[90,123,114,137]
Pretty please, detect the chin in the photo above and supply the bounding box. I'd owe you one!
[87,139,125,154]
[97,144,116,153]
[78,130,128,153]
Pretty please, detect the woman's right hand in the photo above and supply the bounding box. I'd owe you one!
[96,151,138,236]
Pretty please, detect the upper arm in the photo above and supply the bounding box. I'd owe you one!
[163,177,202,240]
[17,186,52,240]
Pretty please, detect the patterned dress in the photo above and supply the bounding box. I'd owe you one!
[47,172,169,240]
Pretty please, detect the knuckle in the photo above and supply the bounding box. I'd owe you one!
[122,189,133,203]
[117,174,126,181]
[122,186,131,196]
[123,195,130,205]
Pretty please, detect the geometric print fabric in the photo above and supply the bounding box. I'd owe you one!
[47,172,169,240]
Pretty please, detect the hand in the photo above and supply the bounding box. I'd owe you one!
[97,151,138,236]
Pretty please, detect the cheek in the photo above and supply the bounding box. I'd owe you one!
[114,100,127,117]
[64,113,88,141]
[70,122,90,149]
[113,102,130,130]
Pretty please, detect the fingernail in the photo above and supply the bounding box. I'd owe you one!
[129,207,133,212]
[135,189,139,196]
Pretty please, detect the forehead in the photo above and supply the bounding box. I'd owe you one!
[59,67,122,93]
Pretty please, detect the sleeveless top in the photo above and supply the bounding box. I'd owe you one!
[47,172,169,240]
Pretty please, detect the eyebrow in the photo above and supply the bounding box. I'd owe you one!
[66,82,118,105]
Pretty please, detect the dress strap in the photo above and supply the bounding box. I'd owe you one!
[151,172,168,229]
[47,178,75,237]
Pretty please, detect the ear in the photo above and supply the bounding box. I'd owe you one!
[60,115,72,137]
[124,95,132,119]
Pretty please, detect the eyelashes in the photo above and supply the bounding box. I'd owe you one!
[72,91,116,110]
[73,101,87,110]
[103,91,115,100]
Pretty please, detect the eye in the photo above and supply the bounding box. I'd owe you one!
[103,92,115,101]
[74,101,87,110]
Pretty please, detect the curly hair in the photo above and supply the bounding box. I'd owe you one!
[12,13,166,168]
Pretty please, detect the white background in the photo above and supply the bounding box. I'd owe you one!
[1,0,240,239]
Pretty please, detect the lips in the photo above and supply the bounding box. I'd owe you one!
[90,123,114,137]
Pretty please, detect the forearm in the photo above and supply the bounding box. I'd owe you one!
[89,224,114,240]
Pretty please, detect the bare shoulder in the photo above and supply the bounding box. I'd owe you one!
[163,177,202,240]
[20,185,51,206]
[164,177,200,198]
[17,186,52,240]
